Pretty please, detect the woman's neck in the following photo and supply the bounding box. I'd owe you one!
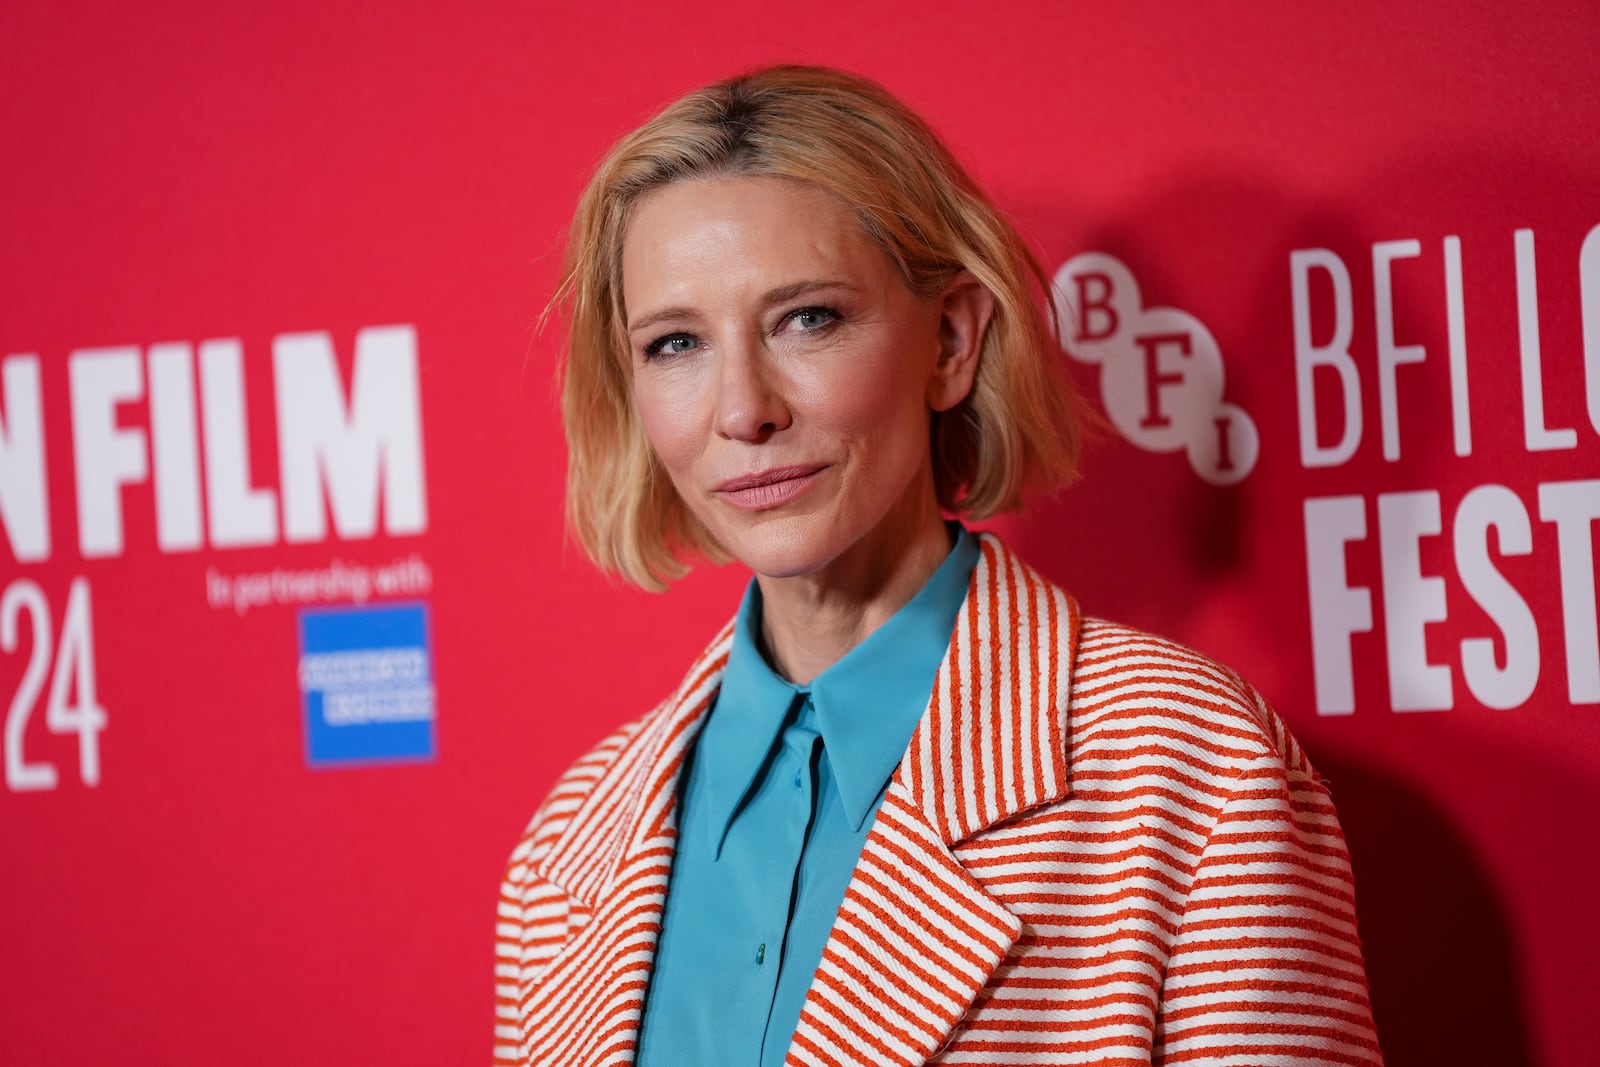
[754,492,954,687]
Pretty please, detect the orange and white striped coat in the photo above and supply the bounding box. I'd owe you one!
[494,535,1382,1066]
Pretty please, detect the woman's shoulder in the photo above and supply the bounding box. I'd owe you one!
[1066,612,1317,782]
[951,534,1318,789]
[511,617,738,858]
[506,712,652,866]
[538,713,653,815]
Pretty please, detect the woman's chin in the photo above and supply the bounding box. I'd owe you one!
[731,542,836,582]
[713,519,845,582]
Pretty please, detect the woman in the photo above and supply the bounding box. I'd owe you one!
[495,66,1380,1067]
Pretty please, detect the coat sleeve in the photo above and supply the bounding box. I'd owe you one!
[1154,693,1383,1066]
[492,720,640,1066]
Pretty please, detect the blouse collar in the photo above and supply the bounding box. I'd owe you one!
[699,523,980,844]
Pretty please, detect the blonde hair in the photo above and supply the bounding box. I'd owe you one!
[553,64,1082,591]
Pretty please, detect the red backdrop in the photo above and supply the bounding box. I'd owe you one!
[3,3,1597,1065]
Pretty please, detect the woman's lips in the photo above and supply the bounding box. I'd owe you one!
[713,464,827,510]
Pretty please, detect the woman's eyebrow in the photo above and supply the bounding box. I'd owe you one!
[762,279,861,304]
[627,305,696,335]
[627,280,861,335]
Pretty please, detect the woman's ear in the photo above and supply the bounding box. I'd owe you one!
[927,270,994,412]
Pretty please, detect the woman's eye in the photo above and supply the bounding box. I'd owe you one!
[783,306,840,333]
[643,333,698,359]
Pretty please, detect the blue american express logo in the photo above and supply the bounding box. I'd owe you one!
[297,602,436,767]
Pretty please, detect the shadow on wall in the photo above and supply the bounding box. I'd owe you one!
[1001,138,1600,1064]
[1316,753,1536,1067]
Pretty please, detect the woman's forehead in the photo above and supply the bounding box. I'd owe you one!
[619,175,895,324]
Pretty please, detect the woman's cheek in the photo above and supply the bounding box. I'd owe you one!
[634,378,704,469]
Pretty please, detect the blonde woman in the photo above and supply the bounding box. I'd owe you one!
[495,65,1380,1067]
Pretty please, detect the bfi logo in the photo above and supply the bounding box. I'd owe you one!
[1053,252,1260,486]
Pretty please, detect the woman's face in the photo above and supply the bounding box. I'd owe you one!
[620,174,980,582]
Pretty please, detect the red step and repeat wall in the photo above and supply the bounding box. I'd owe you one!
[3,3,1596,1064]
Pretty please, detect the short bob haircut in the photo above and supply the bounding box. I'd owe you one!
[553,64,1083,591]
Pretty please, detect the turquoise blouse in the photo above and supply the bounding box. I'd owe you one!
[636,525,979,1066]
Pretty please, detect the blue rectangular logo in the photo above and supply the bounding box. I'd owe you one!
[298,602,437,767]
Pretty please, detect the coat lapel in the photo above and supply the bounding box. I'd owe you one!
[520,622,734,1067]
[786,535,1080,1066]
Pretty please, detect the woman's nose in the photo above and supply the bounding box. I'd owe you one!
[713,339,791,442]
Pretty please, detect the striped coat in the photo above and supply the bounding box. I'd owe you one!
[494,535,1381,1065]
